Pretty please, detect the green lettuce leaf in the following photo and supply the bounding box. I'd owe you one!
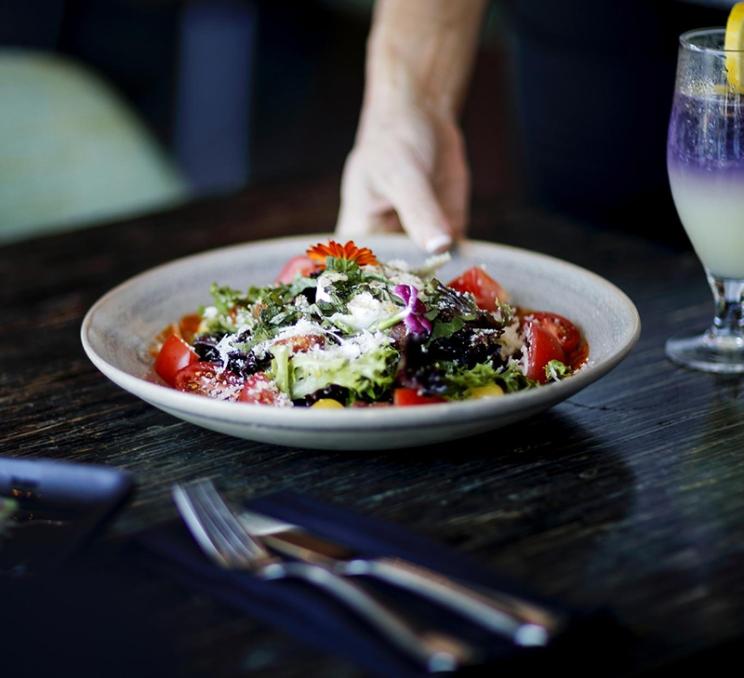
[442,360,537,399]
[493,360,537,393]
[210,283,246,315]
[270,344,292,394]
[430,316,465,340]
[545,359,571,382]
[290,343,399,401]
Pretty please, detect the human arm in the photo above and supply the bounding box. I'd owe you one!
[336,0,488,252]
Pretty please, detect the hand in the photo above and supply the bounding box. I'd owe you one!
[336,102,469,253]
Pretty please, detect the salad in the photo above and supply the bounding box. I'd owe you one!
[151,240,588,408]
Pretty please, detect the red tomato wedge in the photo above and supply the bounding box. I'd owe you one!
[275,255,321,284]
[523,322,566,384]
[154,335,198,386]
[523,312,581,354]
[239,373,284,405]
[393,388,447,406]
[174,362,242,400]
[447,267,507,312]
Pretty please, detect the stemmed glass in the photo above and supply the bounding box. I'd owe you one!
[666,28,744,372]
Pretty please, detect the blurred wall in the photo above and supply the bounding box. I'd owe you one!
[0,0,519,235]
[7,0,725,245]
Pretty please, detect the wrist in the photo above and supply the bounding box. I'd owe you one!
[361,0,486,120]
[364,26,457,120]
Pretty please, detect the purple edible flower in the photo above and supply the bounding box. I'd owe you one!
[393,284,432,336]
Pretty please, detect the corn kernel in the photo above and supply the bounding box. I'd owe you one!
[312,398,345,409]
[467,384,504,399]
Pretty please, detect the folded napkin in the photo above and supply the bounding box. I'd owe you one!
[137,491,626,677]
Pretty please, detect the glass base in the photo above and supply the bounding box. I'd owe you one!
[666,330,744,373]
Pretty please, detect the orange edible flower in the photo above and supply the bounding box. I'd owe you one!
[306,240,379,267]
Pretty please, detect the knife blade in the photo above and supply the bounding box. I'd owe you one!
[240,509,565,647]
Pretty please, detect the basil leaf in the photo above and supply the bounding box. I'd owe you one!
[430,316,465,340]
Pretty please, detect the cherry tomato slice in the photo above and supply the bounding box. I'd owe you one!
[524,323,566,384]
[447,267,508,312]
[154,335,198,386]
[393,388,447,406]
[238,373,284,405]
[523,311,581,354]
[275,255,321,284]
[174,362,242,400]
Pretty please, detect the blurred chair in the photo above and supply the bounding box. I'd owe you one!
[0,50,187,243]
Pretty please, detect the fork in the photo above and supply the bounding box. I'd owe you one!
[172,480,478,673]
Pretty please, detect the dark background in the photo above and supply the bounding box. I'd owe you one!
[2,3,743,675]
[0,0,732,241]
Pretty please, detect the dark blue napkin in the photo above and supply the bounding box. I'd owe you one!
[137,491,625,677]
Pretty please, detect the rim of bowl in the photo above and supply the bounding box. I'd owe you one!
[80,235,641,429]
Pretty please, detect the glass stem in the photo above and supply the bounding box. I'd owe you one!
[706,272,744,342]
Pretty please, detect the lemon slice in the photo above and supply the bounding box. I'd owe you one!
[725,2,744,92]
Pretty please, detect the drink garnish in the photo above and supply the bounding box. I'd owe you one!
[725,2,744,92]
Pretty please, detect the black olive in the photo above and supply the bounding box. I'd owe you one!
[293,385,351,407]
[226,350,271,377]
[193,335,223,363]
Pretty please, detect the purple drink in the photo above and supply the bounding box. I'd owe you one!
[667,90,744,279]
[665,27,744,373]
[668,90,744,171]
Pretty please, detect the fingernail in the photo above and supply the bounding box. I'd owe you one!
[425,233,452,254]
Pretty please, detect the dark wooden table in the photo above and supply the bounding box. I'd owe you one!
[2,177,744,676]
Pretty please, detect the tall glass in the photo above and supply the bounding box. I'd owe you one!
[667,28,744,373]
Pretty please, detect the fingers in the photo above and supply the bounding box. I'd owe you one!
[335,116,468,254]
[435,170,468,242]
[338,148,455,253]
[336,152,386,238]
[337,150,406,238]
[379,159,454,253]
[435,126,470,241]
[337,201,401,237]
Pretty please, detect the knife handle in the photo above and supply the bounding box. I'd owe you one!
[344,557,564,646]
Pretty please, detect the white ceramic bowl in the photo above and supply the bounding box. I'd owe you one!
[81,234,640,450]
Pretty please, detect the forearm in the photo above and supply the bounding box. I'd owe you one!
[364,0,488,118]
[338,0,484,249]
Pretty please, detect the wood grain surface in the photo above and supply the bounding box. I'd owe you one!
[2,177,743,676]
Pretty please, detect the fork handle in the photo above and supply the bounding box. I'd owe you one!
[343,557,564,647]
[259,561,477,673]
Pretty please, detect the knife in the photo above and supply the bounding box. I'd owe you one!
[240,509,565,647]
